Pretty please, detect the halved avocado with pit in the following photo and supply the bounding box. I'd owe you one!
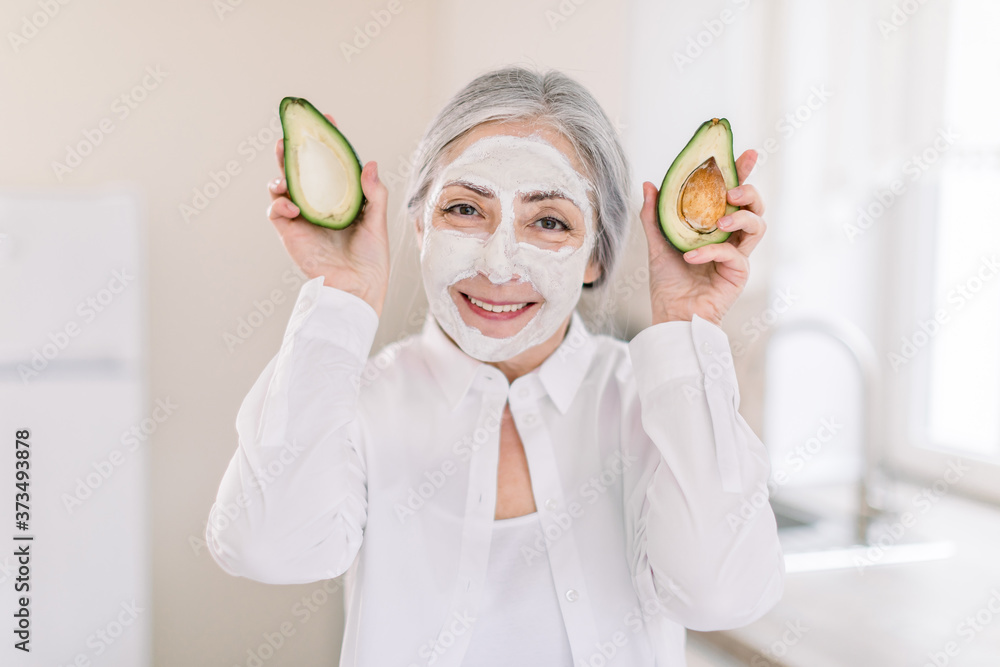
[279,97,365,229]
[656,118,739,252]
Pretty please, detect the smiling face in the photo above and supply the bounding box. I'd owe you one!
[416,120,602,362]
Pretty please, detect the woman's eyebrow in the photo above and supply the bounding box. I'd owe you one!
[520,190,574,204]
[443,180,495,198]
[442,182,581,209]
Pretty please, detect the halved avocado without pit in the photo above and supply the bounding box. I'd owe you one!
[279,97,365,229]
[656,118,739,252]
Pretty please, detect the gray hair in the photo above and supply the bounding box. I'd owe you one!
[402,66,634,296]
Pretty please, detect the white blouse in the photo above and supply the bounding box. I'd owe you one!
[206,276,785,667]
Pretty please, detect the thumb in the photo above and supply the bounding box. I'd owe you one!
[639,181,668,256]
[358,161,389,237]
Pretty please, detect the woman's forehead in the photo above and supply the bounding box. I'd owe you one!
[441,120,589,179]
[436,131,592,203]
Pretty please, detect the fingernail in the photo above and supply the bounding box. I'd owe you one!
[729,187,741,201]
[289,203,299,215]
[717,216,730,229]
[372,163,379,183]
[685,249,700,259]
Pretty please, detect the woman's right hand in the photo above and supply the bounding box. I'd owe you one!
[267,113,390,318]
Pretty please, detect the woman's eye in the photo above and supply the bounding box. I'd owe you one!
[535,217,569,231]
[445,204,479,217]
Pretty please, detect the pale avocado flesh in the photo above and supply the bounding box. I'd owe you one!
[279,97,365,229]
[656,118,739,252]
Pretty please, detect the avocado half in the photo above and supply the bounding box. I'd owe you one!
[656,118,739,252]
[279,97,365,229]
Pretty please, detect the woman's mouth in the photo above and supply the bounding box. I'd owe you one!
[459,291,539,321]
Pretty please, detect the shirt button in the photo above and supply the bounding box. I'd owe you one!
[702,341,712,354]
[524,414,536,425]
[565,589,579,602]
[518,387,530,398]
[545,498,558,511]
[298,298,313,312]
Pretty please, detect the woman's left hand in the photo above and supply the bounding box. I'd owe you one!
[638,149,766,327]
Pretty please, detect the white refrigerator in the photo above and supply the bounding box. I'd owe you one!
[0,188,150,666]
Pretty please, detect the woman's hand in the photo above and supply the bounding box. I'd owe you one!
[267,112,390,318]
[638,149,766,327]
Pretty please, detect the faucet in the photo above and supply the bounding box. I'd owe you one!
[756,315,884,544]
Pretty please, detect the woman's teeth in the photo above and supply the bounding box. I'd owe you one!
[468,295,530,313]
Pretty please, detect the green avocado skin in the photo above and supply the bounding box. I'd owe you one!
[279,96,366,229]
[655,118,739,253]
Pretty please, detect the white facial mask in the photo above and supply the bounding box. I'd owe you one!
[419,133,596,362]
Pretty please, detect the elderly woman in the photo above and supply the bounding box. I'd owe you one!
[207,66,784,666]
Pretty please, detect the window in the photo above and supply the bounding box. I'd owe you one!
[887,0,1000,502]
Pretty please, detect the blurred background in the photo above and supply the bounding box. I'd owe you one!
[1,0,998,665]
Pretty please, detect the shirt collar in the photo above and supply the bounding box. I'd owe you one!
[419,310,597,414]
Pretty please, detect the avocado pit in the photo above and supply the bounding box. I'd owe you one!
[677,156,727,235]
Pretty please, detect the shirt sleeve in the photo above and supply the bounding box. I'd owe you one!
[205,276,379,585]
[620,314,785,632]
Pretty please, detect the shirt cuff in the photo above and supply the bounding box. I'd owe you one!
[627,314,737,395]
[285,276,380,362]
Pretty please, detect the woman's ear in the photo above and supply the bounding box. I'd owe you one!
[414,215,423,252]
[583,257,602,287]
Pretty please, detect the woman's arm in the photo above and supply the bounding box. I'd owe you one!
[206,276,379,584]
[620,316,785,632]
[206,119,389,584]
[622,149,783,630]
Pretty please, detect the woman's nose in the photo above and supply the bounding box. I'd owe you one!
[477,220,520,284]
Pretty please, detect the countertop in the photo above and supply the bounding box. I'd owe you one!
[693,480,1000,666]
